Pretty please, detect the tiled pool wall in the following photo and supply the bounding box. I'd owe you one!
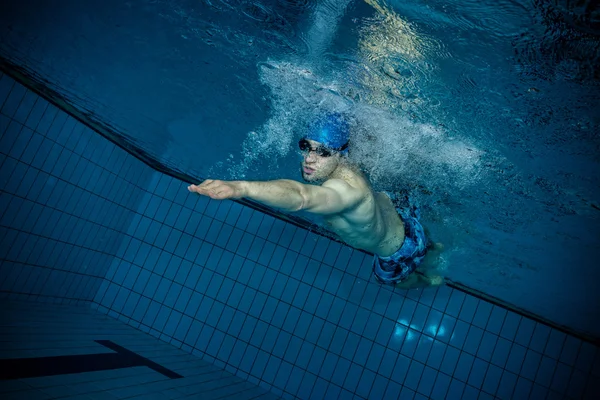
[1,71,599,399]
[0,70,159,306]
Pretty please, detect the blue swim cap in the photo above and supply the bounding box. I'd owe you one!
[305,113,350,153]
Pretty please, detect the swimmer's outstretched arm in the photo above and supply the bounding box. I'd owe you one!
[188,179,304,212]
[188,178,362,215]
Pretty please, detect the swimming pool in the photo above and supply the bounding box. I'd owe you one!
[1,0,599,399]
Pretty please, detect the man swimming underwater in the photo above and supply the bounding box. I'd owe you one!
[188,113,443,289]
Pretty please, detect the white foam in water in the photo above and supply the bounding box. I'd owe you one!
[228,60,483,202]
[349,105,483,192]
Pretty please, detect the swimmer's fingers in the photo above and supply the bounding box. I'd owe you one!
[196,179,217,190]
[188,182,217,196]
[188,179,218,194]
[188,180,211,195]
[188,180,237,200]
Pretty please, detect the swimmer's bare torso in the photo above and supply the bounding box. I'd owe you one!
[316,166,405,257]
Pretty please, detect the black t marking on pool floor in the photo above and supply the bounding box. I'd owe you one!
[0,340,183,380]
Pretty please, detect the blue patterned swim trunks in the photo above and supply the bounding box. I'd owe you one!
[373,192,429,285]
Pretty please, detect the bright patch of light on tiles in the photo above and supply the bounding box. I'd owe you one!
[395,322,418,341]
[426,324,445,337]
[394,323,407,337]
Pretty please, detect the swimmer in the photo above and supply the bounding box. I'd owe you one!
[188,113,443,289]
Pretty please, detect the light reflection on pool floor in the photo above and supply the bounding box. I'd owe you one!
[394,319,451,343]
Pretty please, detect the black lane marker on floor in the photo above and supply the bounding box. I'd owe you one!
[0,340,183,380]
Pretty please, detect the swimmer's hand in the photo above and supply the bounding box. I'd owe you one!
[188,180,245,200]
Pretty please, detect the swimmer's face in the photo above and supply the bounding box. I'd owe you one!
[300,139,341,183]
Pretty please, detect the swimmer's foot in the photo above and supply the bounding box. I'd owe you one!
[395,273,445,290]
[424,275,444,286]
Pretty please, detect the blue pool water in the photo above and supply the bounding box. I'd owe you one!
[1,71,599,399]
[1,0,600,399]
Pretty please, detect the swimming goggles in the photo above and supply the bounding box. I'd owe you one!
[298,139,348,157]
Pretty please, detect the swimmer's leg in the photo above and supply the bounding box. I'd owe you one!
[420,226,444,275]
[423,225,444,252]
[416,252,445,285]
[422,242,444,266]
